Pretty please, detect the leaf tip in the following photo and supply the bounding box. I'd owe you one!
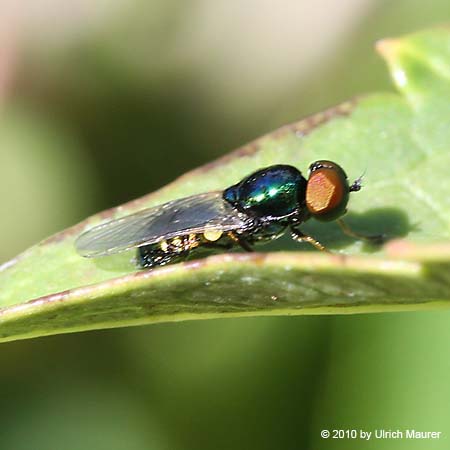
[376,37,410,91]
[375,37,399,60]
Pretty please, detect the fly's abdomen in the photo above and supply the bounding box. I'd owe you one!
[137,234,200,268]
[137,231,236,268]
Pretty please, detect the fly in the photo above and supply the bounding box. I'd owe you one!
[75,161,383,269]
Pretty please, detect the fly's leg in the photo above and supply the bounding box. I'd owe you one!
[238,239,255,252]
[228,232,255,252]
[290,226,328,252]
[337,219,385,245]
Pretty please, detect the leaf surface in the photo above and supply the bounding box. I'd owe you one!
[1,28,450,342]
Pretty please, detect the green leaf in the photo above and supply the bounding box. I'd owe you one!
[1,28,450,343]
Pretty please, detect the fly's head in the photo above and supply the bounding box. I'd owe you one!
[305,160,361,222]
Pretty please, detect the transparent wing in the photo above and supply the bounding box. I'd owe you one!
[75,192,247,257]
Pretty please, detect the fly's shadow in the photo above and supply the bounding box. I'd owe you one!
[268,207,415,253]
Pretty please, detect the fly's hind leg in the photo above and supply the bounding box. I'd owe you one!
[337,219,385,245]
[228,232,255,252]
[290,226,328,252]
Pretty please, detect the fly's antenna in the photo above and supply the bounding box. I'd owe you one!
[349,168,366,192]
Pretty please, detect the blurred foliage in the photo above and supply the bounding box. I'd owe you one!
[1,0,450,449]
[0,107,99,262]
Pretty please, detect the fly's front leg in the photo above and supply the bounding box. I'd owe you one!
[290,226,328,252]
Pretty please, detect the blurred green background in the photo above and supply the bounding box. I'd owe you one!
[1,1,450,449]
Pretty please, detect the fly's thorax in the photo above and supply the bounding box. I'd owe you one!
[246,220,288,243]
[223,165,307,220]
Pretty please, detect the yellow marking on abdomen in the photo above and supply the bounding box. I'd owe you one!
[187,234,200,250]
[160,240,169,252]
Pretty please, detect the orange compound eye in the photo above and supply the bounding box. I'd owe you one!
[306,160,350,221]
